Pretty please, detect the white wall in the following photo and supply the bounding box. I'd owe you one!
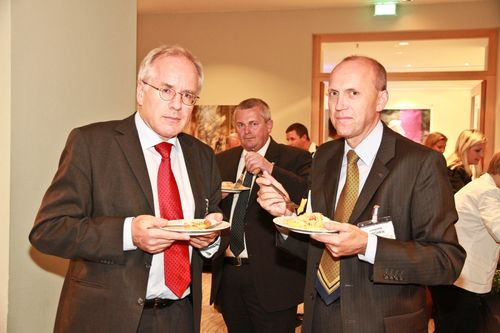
[8,1,137,332]
[0,0,11,332]
[138,0,500,150]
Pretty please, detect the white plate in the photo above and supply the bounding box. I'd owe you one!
[161,219,230,235]
[221,181,250,193]
[273,215,339,235]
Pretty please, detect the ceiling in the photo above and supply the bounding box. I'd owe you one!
[137,0,485,14]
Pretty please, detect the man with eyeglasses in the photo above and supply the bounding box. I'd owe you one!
[30,45,222,333]
[210,98,312,333]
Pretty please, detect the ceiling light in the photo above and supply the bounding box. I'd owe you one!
[374,3,397,16]
[399,41,409,46]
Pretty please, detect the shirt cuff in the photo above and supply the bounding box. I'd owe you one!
[200,236,221,258]
[123,217,137,251]
[358,233,377,264]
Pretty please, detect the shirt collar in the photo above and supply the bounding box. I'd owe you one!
[343,121,383,166]
[134,112,179,151]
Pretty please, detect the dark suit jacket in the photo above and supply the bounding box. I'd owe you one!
[283,125,466,333]
[210,138,311,312]
[29,114,221,333]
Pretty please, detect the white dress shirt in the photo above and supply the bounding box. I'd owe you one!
[303,121,383,263]
[453,173,500,294]
[225,137,271,258]
[122,112,195,299]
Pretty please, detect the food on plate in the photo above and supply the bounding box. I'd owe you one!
[222,181,247,190]
[285,213,327,230]
[182,219,213,230]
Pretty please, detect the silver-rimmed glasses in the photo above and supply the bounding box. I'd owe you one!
[142,80,199,106]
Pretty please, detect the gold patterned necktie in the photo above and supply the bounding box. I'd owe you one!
[316,149,360,304]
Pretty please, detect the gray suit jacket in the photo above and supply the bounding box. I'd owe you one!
[285,125,465,333]
[29,114,221,333]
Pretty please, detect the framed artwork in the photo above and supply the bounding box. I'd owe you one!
[380,109,430,143]
[184,105,237,153]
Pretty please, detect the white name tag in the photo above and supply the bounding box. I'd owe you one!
[357,216,396,239]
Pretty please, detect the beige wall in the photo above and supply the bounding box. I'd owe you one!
[7,1,137,332]
[138,0,500,151]
[0,0,11,332]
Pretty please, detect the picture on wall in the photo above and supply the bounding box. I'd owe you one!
[184,105,237,153]
[380,109,430,143]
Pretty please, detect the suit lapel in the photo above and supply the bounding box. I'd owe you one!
[349,126,395,224]
[323,143,344,219]
[114,115,154,213]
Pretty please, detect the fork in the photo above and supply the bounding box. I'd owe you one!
[234,170,246,186]
[253,168,299,212]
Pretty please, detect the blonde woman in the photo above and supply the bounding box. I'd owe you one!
[446,129,486,193]
[423,132,448,154]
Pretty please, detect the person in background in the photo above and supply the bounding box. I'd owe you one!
[424,131,448,154]
[256,55,465,333]
[446,129,486,193]
[29,45,222,333]
[211,98,311,333]
[225,132,241,150]
[432,151,500,333]
[285,122,318,155]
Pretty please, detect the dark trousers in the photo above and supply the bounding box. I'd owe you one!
[217,263,297,333]
[137,297,194,333]
[431,284,494,333]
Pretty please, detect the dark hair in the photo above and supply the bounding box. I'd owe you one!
[487,151,500,175]
[286,123,310,140]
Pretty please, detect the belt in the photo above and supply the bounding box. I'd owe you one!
[224,257,250,266]
[143,298,177,309]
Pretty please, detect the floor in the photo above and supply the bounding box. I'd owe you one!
[200,273,302,333]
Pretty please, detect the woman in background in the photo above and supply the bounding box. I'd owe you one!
[424,132,448,154]
[446,129,486,193]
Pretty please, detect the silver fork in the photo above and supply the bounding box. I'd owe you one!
[235,170,246,186]
[254,168,299,212]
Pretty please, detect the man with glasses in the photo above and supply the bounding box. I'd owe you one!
[210,98,311,333]
[30,45,222,333]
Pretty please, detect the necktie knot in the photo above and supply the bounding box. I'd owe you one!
[155,142,173,160]
[347,150,359,165]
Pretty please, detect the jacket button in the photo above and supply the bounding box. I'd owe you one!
[145,263,151,269]
[137,298,144,306]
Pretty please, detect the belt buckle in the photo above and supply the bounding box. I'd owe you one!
[154,298,162,308]
[235,257,243,266]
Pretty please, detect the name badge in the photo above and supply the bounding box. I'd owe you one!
[357,216,396,239]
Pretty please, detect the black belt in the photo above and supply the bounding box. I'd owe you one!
[143,298,177,309]
[224,257,250,266]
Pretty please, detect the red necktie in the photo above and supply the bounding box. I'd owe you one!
[155,142,190,298]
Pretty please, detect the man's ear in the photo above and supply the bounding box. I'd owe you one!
[375,90,389,112]
[136,81,145,106]
[266,119,273,133]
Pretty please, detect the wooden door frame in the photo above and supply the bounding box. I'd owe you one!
[311,29,497,162]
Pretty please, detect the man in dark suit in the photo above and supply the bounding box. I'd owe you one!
[210,98,311,333]
[29,45,222,333]
[256,56,466,333]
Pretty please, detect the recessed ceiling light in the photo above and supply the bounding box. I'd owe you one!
[464,62,470,66]
[399,41,409,46]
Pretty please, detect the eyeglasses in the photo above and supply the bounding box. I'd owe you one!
[235,121,264,130]
[142,80,199,106]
